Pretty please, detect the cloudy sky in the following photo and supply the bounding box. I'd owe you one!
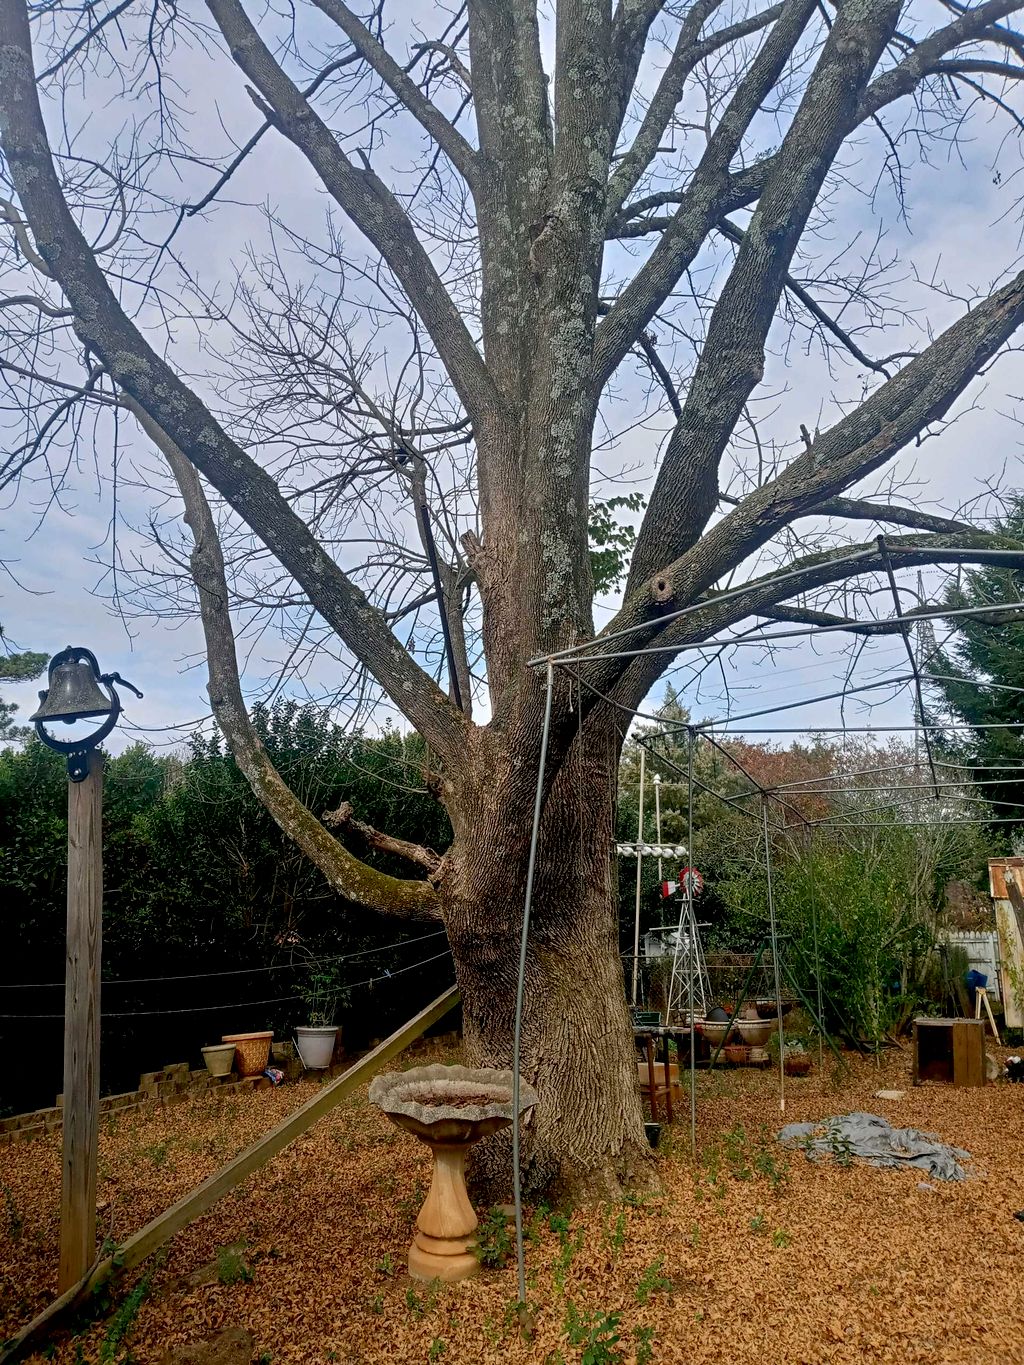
[2,0,1023,752]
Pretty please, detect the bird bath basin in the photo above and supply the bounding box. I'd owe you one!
[369,1064,538,1282]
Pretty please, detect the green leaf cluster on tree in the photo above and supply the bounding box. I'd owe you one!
[0,638,46,742]
[588,493,646,596]
[930,496,1024,830]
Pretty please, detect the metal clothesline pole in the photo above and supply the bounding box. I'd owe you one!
[512,659,554,1308]
[687,727,697,1157]
[702,722,1024,733]
[631,747,646,1007]
[762,796,786,1115]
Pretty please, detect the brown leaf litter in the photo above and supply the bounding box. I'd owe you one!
[2,1045,1023,1364]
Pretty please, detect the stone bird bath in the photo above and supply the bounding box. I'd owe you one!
[369,1064,539,1282]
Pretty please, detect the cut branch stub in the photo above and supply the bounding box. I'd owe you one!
[323,800,443,875]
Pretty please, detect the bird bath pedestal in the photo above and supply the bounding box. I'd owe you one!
[369,1064,538,1282]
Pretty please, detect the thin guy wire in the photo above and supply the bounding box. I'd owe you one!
[531,599,1024,666]
[513,659,555,1308]
[0,930,449,990]
[0,950,454,1019]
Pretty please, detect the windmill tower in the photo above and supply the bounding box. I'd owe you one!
[665,874,711,1022]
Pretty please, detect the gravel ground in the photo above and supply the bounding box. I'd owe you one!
[2,1044,1023,1364]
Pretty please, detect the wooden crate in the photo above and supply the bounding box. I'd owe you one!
[912,1017,986,1088]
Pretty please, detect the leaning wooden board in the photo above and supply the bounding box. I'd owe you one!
[0,985,460,1365]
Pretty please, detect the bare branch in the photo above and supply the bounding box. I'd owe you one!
[592,0,819,391]
[123,396,441,920]
[627,0,903,587]
[0,0,471,768]
[0,195,51,276]
[309,0,480,187]
[809,497,974,535]
[204,0,498,427]
[0,291,71,318]
[606,1,784,222]
[322,799,442,874]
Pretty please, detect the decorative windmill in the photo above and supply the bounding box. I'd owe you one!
[664,869,711,1022]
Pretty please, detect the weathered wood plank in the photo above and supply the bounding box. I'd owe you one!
[58,750,103,1293]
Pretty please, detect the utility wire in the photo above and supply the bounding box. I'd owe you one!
[0,949,453,1019]
[0,930,447,990]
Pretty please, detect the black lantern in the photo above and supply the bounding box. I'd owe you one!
[30,646,142,780]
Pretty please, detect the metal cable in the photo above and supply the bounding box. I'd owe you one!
[512,659,555,1307]
[0,949,453,1019]
[0,929,448,990]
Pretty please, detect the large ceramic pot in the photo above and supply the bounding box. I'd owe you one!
[733,1018,773,1047]
[222,1031,273,1077]
[369,1064,539,1282]
[701,1017,773,1048]
[295,1025,339,1069]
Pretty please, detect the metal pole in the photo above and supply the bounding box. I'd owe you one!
[59,748,103,1292]
[687,728,697,1157]
[631,746,646,1007]
[807,828,824,1074]
[512,659,554,1307]
[762,796,786,1116]
[653,773,663,889]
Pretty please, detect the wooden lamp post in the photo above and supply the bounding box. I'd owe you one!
[29,648,141,1292]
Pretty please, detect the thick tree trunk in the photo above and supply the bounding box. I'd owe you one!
[442,725,653,1204]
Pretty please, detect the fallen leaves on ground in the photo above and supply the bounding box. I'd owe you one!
[2,1045,1023,1364]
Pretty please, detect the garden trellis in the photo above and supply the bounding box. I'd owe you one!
[511,571,1024,1302]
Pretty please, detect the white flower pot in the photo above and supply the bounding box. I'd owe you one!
[295,1025,339,1069]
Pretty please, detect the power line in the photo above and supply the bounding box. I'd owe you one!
[0,929,447,990]
[0,949,453,1018]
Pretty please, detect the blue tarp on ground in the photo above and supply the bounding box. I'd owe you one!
[777,1112,971,1181]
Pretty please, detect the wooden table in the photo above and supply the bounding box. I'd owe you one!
[633,1026,697,1124]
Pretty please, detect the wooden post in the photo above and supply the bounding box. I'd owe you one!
[58,748,103,1293]
[644,1034,658,1123]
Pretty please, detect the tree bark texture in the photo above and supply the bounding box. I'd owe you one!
[442,718,652,1201]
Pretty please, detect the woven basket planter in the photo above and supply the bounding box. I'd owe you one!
[222,1031,273,1077]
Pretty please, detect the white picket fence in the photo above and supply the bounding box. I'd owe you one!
[942,930,1002,1001]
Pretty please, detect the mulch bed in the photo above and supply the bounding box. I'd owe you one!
[2,1044,1023,1364]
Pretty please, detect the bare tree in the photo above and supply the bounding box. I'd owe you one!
[3,0,1024,1198]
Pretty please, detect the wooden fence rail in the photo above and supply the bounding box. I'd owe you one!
[1,986,460,1364]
